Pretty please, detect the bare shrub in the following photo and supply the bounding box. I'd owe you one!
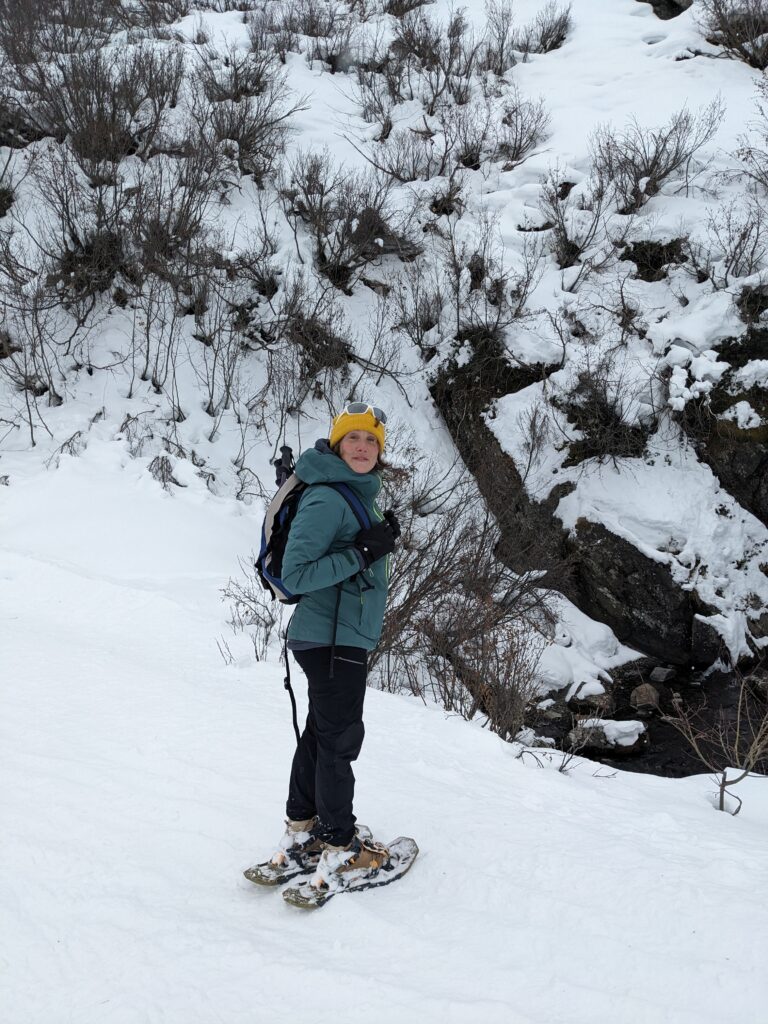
[282,150,421,290]
[514,1,572,55]
[497,87,550,168]
[482,0,517,76]
[439,214,545,343]
[392,8,483,114]
[278,275,354,376]
[591,99,725,214]
[685,198,768,288]
[388,260,445,359]
[126,274,186,400]
[737,77,768,191]
[663,669,768,814]
[187,272,250,440]
[384,0,433,14]
[115,0,194,30]
[23,144,137,320]
[370,460,550,741]
[222,559,284,661]
[19,45,185,180]
[537,168,619,290]
[699,0,768,69]
[130,147,221,282]
[354,113,459,182]
[196,72,305,182]
[553,349,653,466]
[195,40,282,101]
[0,0,118,64]
[353,43,401,140]
[274,0,357,72]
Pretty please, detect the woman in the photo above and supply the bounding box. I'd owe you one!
[269,403,399,890]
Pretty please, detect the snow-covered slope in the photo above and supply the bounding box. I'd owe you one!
[3,2,768,1019]
[2,450,768,1024]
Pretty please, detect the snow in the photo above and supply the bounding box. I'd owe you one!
[2,0,768,1019]
[2,451,768,1024]
[582,718,647,747]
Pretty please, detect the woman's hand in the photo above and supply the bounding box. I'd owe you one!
[353,519,397,569]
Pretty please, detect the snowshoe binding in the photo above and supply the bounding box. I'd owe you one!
[282,835,419,909]
[244,819,372,887]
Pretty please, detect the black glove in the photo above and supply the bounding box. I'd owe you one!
[383,509,401,539]
[353,519,396,569]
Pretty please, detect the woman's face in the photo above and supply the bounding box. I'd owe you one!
[338,430,380,474]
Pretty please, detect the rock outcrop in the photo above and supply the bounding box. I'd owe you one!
[431,343,730,667]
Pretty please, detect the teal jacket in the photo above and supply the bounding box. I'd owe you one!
[283,442,389,651]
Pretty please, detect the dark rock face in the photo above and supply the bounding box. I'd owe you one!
[683,330,768,529]
[636,0,692,19]
[701,431,768,526]
[430,343,730,668]
[570,518,724,666]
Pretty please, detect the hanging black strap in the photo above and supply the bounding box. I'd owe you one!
[282,633,301,745]
[328,583,343,680]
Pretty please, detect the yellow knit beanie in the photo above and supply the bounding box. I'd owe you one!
[329,407,386,452]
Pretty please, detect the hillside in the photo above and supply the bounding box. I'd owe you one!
[2,0,768,1019]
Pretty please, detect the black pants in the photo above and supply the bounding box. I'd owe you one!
[286,646,368,847]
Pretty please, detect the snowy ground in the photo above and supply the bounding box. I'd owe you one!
[3,452,768,1024]
[3,0,768,1020]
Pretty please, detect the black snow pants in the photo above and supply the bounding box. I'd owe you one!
[286,645,368,848]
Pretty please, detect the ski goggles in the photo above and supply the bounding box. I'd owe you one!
[341,402,388,424]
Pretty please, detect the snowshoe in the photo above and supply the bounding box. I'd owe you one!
[282,836,419,909]
[244,822,372,887]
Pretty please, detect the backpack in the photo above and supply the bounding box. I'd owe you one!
[256,445,372,604]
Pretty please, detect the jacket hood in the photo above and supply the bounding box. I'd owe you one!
[294,439,381,500]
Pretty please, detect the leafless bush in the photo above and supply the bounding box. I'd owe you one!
[19,45,185,180]
[0,0,118,64]
[384,0,433,14]
[273,0,357,72]
[130,148,221,282]
[685,198,768,288]
[196,75,304,182]
[0,237,104,441]
[187,274,249,440]
[370,460,549,740]
[482,0,516,76]
[591,99,725,214]
[353,48,400,140]
[663,669,768,814]
[497,87,550,168]
[388,260,444,359]
[114,0,194,31]
[282,150,420,290]
[450,101,498,170]
[737,77,768,191]
[392,8,483,114]
[439,214,545,344]
[222,558,284,661]
[126,274,185,400]
[699,0,768,69]
[553,348,653,466]
[537,168,619,290]
[355,114,459,182]
[514,1,572,55]
[195,41,282,102]
[22,145,137,320]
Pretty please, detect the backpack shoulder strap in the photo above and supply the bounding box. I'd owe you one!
[319,481,372,530]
